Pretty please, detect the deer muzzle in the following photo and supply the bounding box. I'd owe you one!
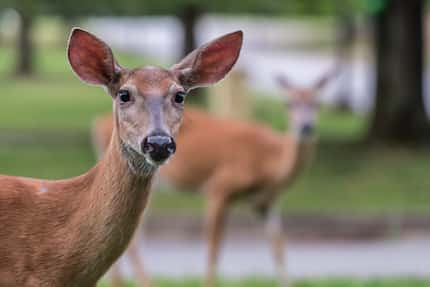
[142,133,176,164]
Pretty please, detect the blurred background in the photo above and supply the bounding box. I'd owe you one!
[0,0,430,286]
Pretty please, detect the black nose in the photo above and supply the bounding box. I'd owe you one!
[301,124,314,136]
[142,134,176,163]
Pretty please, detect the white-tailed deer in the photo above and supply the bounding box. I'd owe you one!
[93,70,337,287]
[0,28,242,287]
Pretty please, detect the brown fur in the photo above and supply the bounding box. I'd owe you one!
[0,128,153,287]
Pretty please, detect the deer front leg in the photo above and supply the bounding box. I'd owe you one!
[205,192,229,287]
[110,225,151,287]
[110,261,126,287]
[127,228,152,287]
[265,206,289,287]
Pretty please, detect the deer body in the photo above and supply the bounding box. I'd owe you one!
[0,28,242,287]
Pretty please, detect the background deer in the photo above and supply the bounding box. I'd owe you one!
[0,28,242,287]
[93,69,337,287]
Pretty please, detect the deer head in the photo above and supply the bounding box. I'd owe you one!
[277,68,338,139]
[68,28,243,169]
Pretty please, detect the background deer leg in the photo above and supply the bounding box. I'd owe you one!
[109,225,150,287]
[265,205,289,287]
[204,190,229,287]
[109,260,126,287]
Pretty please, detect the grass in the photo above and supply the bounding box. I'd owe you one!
[98,278,430,287]
[0,142,95,179]
[0,44,430,217]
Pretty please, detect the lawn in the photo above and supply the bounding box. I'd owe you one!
[98,278,430,287]
[1,41,430,217]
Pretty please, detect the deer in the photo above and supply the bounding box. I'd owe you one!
[92,67,337,287]
[0,27,243,287]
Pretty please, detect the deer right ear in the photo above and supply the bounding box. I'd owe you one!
[67,28,120,86]
[276,75,295,91]
[171,31,243,91]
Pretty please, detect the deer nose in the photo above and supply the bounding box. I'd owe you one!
[300,123,314,136]
[142,134,176,163]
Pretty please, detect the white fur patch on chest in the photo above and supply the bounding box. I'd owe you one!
[39,185,49,194]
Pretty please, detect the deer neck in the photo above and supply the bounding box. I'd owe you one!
[64,125,156,283]
[279,134,315,185]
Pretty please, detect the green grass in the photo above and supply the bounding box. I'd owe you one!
[0,44,429,216]
[98,278,430,287]
[0,141,95,179]
[0,76,110,130]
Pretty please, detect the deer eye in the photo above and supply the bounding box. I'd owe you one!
[118,90,131,103]
[174,91,186,104]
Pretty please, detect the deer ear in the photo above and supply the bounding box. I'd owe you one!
[67,28,120,86]
[171,31,243,91]
[313,66,340,90]
[276,74,296,102]
[276,74,295,91]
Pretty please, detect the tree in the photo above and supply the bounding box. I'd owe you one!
[16,7,33,76]
[1,0,41,76]
[0,0,124,76]
[368,0,430,142]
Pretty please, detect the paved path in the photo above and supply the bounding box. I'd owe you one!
[114,236,430,279]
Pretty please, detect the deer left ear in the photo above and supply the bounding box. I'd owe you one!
[171,31,243,91]
[276,74,296,103]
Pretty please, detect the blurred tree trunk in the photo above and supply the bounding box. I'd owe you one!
[333,0,355,112]
[179,4,206,106]
[179,4,200,57]
[368,0,430,142]
[16,10,34,76]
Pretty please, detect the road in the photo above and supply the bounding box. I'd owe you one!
[112,235,430,279]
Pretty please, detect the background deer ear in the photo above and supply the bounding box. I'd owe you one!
[67,28,120,86]
[276,74,296,102]
[276,74,295,91]
[313,66,340,91]
[171,31,243,91]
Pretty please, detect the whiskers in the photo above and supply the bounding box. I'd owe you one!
[120,142,156,177]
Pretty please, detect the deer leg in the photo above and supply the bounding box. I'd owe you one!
[204,192,229,287]
[109,225,149,287]
[127,227,152,287]
[109,260,126,287]
[265,206,288,287]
